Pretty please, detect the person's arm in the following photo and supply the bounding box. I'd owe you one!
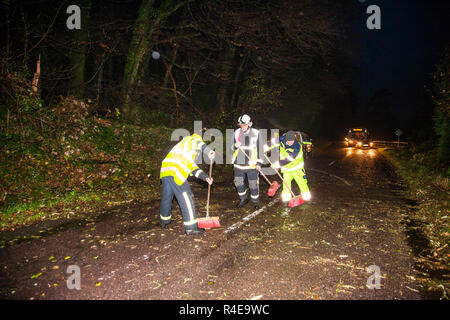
[263,135,280,153]
[191,167,208,181]
[280,141,300,166]
[198,140,215,164]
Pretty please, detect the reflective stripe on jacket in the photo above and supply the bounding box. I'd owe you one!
[265,135,304,173]
[232,128,263,169]
[160,134,206,185]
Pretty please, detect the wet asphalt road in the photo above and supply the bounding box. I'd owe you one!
[0,143,424,300]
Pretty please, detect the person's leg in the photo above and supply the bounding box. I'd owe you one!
[160,176,175,226]
[234,167,249,207]
[247,169,260,208]
[281,171,294,203]
[170,180,202,232]
[293,169,311,200]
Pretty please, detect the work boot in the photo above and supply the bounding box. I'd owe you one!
[236,197,249,208]
[185,228,205,235]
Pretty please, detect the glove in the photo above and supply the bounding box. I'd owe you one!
[263,144,270,152]
[271,161,280,169]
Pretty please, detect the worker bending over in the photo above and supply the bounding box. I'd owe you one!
[160,133,215,235]
[265,130,311,204]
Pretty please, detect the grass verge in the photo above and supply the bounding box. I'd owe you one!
[380,147,449,299]
[0,109,173,230]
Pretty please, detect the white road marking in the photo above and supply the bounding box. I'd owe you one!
[224,199,280,234]
[308,168,352,187]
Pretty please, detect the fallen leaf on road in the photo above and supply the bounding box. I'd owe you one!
[183,278,191,284]
[31,272,42,279]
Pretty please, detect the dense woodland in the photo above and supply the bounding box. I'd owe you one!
[1,0,448,141]
[0,0,364,134]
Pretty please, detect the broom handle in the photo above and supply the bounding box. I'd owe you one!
[238,147,272,185]
[263,153,296,198]
[206,160,213,218]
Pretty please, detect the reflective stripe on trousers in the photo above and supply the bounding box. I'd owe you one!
[281,170,309,201]
[234,168,259,203]
[160,176,198,229]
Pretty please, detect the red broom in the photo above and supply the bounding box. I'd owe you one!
[239,147,280,197]
[197,160,221,229]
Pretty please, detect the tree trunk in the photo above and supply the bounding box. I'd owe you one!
[120,0,190,121]
[163,42,178,89]
[121,0,155,119]
[216,45,236,115]
[96,53,105,105]
[230,51,247,110]
[31,54,41,94]
[69,0,91,98]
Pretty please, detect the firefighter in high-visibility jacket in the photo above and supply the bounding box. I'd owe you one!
[232,114,263,209]
[160,133,215,235]
[264,130,311,203]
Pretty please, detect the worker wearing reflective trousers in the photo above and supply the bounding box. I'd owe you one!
[265,130,311,203]
[160,133,215,235]
[232,114,263,210]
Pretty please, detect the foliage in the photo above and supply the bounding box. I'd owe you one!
[381,147,449,299]
[0,75,172,229]
[238,70,284,115]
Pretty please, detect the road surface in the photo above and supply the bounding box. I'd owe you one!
[0,143,425,300]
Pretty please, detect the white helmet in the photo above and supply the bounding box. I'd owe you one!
[238,114,252,127]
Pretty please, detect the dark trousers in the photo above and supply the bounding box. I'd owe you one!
[233,167,259,204]
[160,176,198,230]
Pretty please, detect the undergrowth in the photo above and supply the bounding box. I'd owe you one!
[380,146,449,299]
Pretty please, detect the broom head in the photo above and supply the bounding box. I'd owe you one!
[288,195,304,208]
[267,181,280,197]
[197,216,221,229]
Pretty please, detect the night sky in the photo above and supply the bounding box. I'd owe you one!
[353,0,449,127]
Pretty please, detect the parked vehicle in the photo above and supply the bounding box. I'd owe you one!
[295,131,313,158]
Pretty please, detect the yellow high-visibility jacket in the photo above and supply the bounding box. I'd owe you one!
[160,134,208,185]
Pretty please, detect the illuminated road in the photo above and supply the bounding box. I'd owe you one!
[0,143,424,300]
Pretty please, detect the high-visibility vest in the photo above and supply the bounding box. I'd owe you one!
[265,137,304,173]
[279,140,304,172]
[160,134,205,185]
[232,128,260,169]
